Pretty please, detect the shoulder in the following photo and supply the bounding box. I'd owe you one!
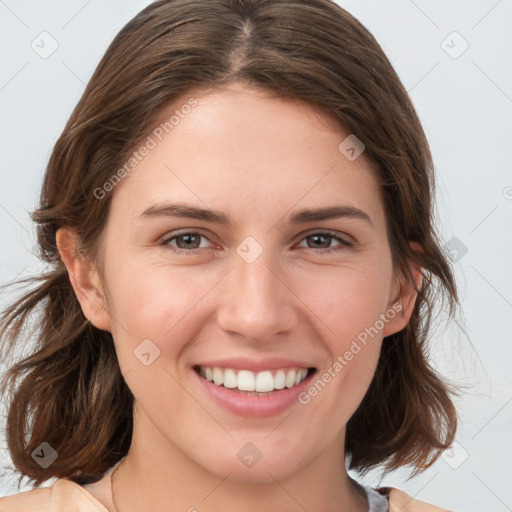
[0,482,454,512]
[0,479,109,512]
[387,487,454,512]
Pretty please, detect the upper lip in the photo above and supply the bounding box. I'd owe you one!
[194,357,316,372]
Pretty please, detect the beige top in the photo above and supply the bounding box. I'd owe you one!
[0,466,452,512]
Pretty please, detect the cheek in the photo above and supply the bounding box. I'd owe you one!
[103,264,211,414]
[291,260,390,409]
[292,259,393,347]
[105,260,214,340]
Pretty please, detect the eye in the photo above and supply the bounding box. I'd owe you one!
[161,230,354,256]
[162,231,214,255]
[297,231,354,254]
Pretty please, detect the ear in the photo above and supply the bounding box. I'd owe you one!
[382,241,423,337]
[56,227,112,331]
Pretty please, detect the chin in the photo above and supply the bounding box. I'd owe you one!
[193,440,313,484]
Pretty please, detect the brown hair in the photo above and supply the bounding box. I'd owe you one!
[0,0,458,487]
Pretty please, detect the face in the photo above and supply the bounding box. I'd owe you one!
[68,82,413,483]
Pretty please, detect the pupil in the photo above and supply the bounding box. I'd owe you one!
[178,234,199,249]
[310,234,329,248]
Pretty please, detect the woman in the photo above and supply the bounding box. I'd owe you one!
[0,1,459,510]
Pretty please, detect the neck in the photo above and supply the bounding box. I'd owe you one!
[111,414,368,512]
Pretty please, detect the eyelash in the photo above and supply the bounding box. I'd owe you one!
[160,230,354,256]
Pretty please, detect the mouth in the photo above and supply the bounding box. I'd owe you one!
[193,365,317,395]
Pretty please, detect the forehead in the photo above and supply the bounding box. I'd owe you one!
[110,84,384,228]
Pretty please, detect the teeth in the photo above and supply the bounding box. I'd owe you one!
[274,370,286,389]
[213,367,223,386]
[199,366,310,393]
[223,368,237,388]
[285,370,296,388]
[255,371,274,392]
[238,370,255,391]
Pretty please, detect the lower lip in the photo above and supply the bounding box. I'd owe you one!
[193,369,315,418]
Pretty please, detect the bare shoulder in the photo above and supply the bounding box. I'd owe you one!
[389,488,454,512]
[0,485,52,511]
[0,479,109,511]
[1,481,454,512]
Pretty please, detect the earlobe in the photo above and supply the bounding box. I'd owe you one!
[382,243,423,337]
[55,228,111,331]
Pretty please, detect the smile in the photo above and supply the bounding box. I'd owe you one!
[195,365,313,394]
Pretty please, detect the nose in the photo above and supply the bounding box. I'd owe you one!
[216,248,298,344]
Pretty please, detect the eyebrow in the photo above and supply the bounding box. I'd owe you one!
[139,202,373,228]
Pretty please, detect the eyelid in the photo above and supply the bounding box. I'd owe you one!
[297,228,355,244]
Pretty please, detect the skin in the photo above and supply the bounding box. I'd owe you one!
[57,82,421,512]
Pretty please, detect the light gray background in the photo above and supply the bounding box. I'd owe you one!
[0,1,511,510]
